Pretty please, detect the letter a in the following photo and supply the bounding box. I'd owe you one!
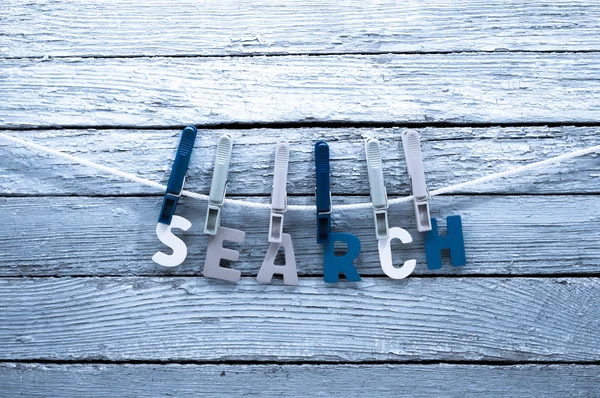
[257,233,298,285]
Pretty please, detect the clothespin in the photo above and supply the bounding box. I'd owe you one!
[365,138,389,239]
[204,134,233,235]
[315,140,331,244]
[401,131,432,232]
[158,126,198,225]
[268,142,289,243]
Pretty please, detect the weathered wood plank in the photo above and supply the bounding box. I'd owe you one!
[0,195,598,276]
[1,127,598,196]
[2,1,599,58]
[2,53,600,127]
[0,277,598,361]
[1,363,599,397]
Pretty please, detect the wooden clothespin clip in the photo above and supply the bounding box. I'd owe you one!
[402,131,431,232]
[204,134,233,235]
[315,140,332,244]
[268,142,289,243]
[158,126,197,225]
[365,138,389,239]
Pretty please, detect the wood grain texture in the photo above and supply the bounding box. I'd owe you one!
[0,277,598,361]
[1,363,599,398]
[2,1,599,58]
[1,195,598,276]
[2,1,598,394]
[2,53,600,127]
[1,127,598,196]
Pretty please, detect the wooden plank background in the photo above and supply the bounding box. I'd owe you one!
[1,277,599,361]
[1,196,599,276]
[3,53,600,127]
[1,0,599,396]
[2,0,599,57]
[2,364,599,398]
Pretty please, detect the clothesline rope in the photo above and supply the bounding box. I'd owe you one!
[1,132,599,212]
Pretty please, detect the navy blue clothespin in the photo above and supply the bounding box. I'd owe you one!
[315,140,331,244]
[158,126,198,225]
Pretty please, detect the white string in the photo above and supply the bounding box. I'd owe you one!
[1,132,599,212]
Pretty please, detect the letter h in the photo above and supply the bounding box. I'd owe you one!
[424,215,466,270]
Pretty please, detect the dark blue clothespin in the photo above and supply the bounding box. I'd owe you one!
[315,140,331,244]
[158,126,198,225]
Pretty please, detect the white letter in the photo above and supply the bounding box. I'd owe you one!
[152,215,192,267]
[378,227,416,279]
[203,226,245,282]
[257,233,298,285]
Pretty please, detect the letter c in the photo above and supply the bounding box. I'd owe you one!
[378,227,416,280]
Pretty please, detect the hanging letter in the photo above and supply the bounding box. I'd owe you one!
[203,226,245,282]
[152,215,192,267]
[257,233,298,285]
[424,215,466,270]
[378,227,416,279]
[323,232,361,283]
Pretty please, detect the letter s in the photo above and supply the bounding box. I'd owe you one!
[152,215,192,267]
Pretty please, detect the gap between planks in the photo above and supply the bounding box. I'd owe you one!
[2,274,600,280]
[2,193,600,198]
[3,121,600,132]
[3,359,600,366]
[3,49,600,61]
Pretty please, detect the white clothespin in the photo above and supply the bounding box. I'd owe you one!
[365,138,389,240]
[401,131,431,232]
[204,134,233,235]
[268,142,289,243]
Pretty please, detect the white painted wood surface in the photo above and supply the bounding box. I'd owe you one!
[2,53,600,127]
[1,0,599,395]
[0,277,598,361]
[2,0,599,57]
[1,196,598,276]
[1,127,598,196]
[1,363,599,398]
